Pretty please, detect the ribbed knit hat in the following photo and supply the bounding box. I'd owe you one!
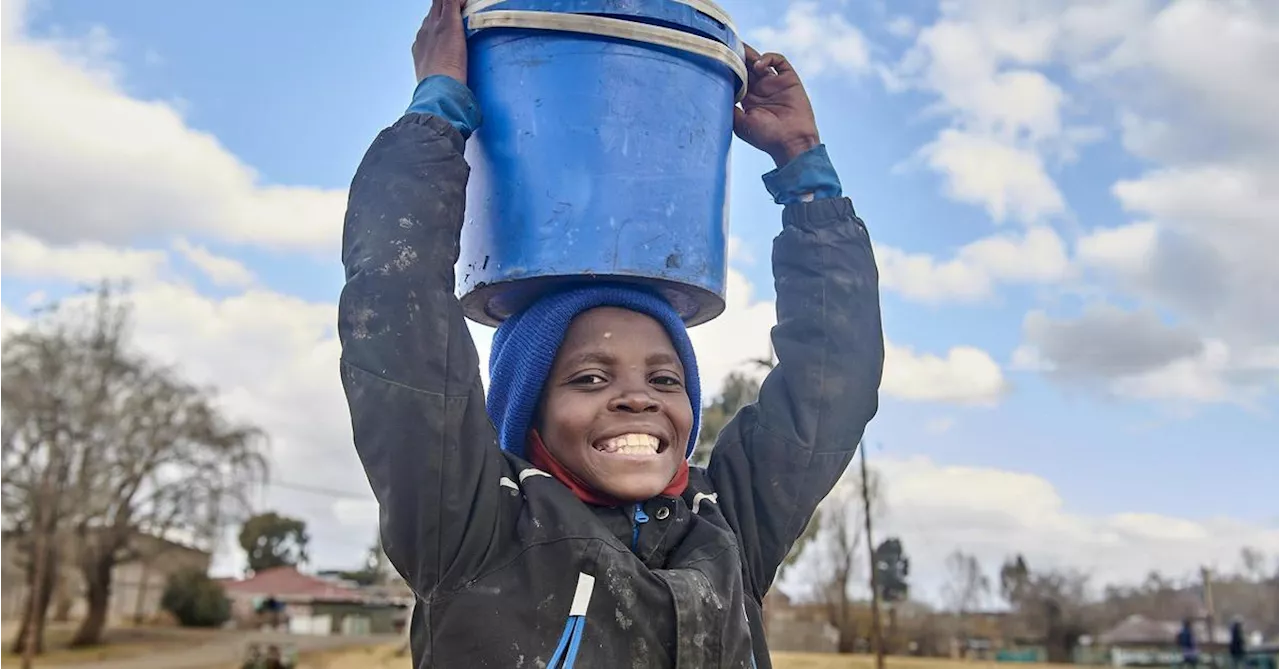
[486,283,701,460]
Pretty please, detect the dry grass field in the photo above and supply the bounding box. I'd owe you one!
[0,622,230,666]
[284,642,1065,669]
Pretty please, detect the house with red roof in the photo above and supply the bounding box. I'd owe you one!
[218,566,411,636]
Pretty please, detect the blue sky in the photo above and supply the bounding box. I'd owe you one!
[3,0,1276,599]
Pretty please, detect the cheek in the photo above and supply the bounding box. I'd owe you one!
[539,392,594,445]
[673,398,696,440]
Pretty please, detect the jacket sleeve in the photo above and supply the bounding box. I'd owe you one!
[338,112,506,597]
[705,196,884,600]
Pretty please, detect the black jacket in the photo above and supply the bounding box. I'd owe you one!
[338,112,884,668]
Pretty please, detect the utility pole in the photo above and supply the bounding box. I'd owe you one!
[1269,557,1280,637]
[1201,566,1217,664]
[860,442,885,669]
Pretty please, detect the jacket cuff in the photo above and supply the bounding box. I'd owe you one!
[762,144,843,205]
[407,75,483,140]
[781,197,860,230]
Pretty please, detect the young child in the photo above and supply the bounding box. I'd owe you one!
[338,1,883,666]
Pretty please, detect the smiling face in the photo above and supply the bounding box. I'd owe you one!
[535,306,694,502]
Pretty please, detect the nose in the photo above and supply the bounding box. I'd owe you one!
[607,389,660,414]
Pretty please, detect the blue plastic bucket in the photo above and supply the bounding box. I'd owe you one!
[457,0,746,326]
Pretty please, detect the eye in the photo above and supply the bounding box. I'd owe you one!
[570,373,608,386]
[650,373,683,388]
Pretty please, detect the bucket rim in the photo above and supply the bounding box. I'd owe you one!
[460,275,727,328]
[463,0,740,40]
[466,9,747,100]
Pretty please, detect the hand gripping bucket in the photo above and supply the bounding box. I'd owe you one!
[457,0,747,326]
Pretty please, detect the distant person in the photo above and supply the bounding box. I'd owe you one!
[1179,619,1200,668]
[241,643,262,669]
[264,644,286,669]
[1230,620,1247,668]
[261,595,284,631]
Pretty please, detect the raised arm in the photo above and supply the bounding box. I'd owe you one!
[338,0,503,596]
[707,47,884,599]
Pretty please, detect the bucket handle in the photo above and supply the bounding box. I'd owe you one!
[466,9,749,102]
[462,0,739,36]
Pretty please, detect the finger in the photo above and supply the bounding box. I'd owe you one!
[742,43,761,64]
[732,106,748,136]
[748,53,802,96]
[762,52,795,75]
[753,68,802,98]
[753,53,783,73]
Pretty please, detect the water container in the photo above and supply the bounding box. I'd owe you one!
[457,0,746,327]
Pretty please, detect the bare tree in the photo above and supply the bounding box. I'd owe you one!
[2,285,269,649]
[795,466,884,652]
[2,291,122,658]
[942,549,990,617]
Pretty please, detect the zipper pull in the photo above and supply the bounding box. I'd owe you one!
[631,503,649,552]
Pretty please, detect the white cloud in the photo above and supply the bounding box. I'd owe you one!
[1,306,30,339]
[877,226,1071,302]
[726,235,755,266]
[880,456,1277,591]
[1,273,364,573]
[0,232,169,282]
[886,9,1082,226]
[750,2,872,78]
[781,455,1279,604]
[909,19,1064,141]
[883,341,1006,406]
[881,0,1277,402]
[1070,1,1278,402]
[1014,306,1275,404]
[1077,221,1158,277]
[918,130,1066,225]
[0,6,344,250]
[173,239,257,288]
[1108,339,1237,404]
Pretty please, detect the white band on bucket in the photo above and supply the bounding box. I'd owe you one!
[467,9,748,101]
[462,0,738,35]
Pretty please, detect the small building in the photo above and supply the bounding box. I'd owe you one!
[1096,614,1233,666]
[219,566,410,636]
[1,529,211,622]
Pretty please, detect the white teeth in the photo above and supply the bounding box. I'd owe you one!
[599,433,660,454]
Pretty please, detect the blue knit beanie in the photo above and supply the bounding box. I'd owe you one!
[486,283,702,460]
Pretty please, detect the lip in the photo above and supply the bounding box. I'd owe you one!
[592,428,672,454]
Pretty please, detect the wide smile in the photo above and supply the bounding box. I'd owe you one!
[592,432,670,457]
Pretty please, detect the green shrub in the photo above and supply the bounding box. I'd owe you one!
[160,567,232,628]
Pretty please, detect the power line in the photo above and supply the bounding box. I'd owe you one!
[267,479,372,501]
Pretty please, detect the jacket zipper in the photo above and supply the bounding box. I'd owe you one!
[631,502,649,552]
[548,573,595,669]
